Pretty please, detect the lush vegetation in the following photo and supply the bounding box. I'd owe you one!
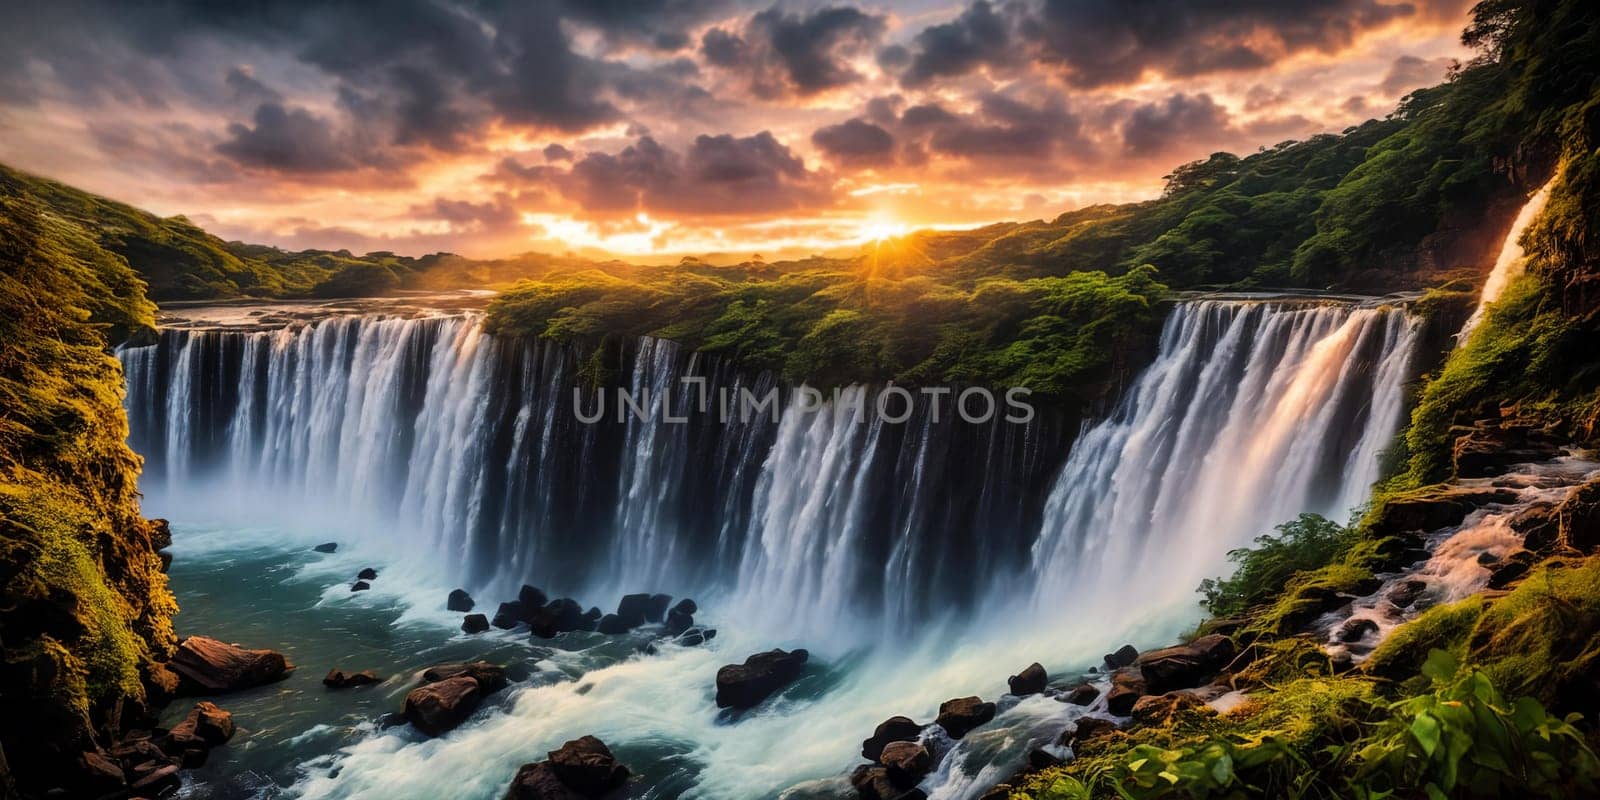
[1198,514,1357,618]
[0,179,176,791]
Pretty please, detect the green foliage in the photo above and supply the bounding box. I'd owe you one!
[1353,650,1600,799]
[487,262,1167,403]
[1199,514,1357,617]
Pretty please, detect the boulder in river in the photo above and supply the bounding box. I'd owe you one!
[493,601,525,629]
[1559,477,1600,552]
[403,675,482,737]
[850,764,927,800]
[504,761,583,800]
[616,593,652,627]
[163,701,236,752]
[547,735,630,796]
[448,589,475,612]
[519,584,549,609]
[1137,634,1235,694]
[665,607,694,636]
[715,648,808,709]
[462,613,490,634]
[1007,662,1047,696]
[323,669,381,688]
[170,635,293,695]
[596,614,633,635]
[678,627,715,646]
[421,661,508,693]
[934,696,995,739]
[1061,683,1098,706]
[672,598,698,616]
[531,598,593,638]
[357,567,378,580]
[644,593,673,623]
[879,740,931,785]
[313,542,337,553]
[862,715,924,760]
[1065,716,1118,745]
[1105,668,1147,715]
[1104,644,1139,670]
[351,581,370,592]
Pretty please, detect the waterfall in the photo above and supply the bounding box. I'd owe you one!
[1459,177,1556,341]
[119,299,1416,642]
[1029,300,1417,615]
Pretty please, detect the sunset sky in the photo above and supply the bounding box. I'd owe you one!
[0,0,1476,261]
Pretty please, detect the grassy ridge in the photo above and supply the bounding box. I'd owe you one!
[0,179,177,792]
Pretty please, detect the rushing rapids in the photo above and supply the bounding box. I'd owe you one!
[120,297,1422,798]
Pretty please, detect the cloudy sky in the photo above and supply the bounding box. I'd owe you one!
[0,0,1475,260]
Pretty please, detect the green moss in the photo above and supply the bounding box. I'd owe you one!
[1363,598,1487,684]
[1465,558,1600,703]
[1253,563,1375,637]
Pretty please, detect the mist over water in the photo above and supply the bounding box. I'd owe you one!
[120,298,1419,798]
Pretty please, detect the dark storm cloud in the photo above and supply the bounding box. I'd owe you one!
[216,103,365,173]
[1380,54,1455,95]
[1121,93,1234,157]
[700,5,887,98]
[506,131,834,217]
[811,118,896,167]
[897,0,1423,89]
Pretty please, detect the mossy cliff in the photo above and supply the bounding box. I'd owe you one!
[0,172,177,795]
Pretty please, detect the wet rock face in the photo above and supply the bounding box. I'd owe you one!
[403,675,482,737]
[933,696,995,739]
[421,661,508,693]
[879,740,932,785]
[323,669,382,688]
[1064,716,1118,745]
[169,636,293,695]
[1373,487,1522,534]
[1106,668,1147,715]
[462,613,490,634]
[1137,634,1235,694]
[1062,683,1099,705]
[547,735,630,796]
[1007,662,1047,696]
[1104,644,1139,670]
[448,589,475,612]
[1558,477,1600,552]
[715,649,809,709]
[1452,421,1562,478]
[862,716,925,760]
[504,761,584,800]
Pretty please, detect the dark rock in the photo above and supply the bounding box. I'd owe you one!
[584,606,604,621]
[109,738,172,773]
[1062,683,1098,706]
[130,764,180,794]
[672,598,698,616]
[1137,634,1235,694]
[862,715,924,760]
[1389,580,1428,609]
[1027,747,1065,769]
[1372,487,1520,534]
[1277,585,1352,631]
[422,661,507,693]
[403,675,482,736]
[164,701,236,752]
[1337,618,1379,643]
[934,696,995,740]
[1559,478,1600,553]
[159,550,173,572]
[1487,560,1531,589]
[76,751,126,794]
[1065,716,1118,745]
[1007,662,1047,696]
[357,567,378,580]
[448,589,475,612]
[714,649,808,709]
[1509,502,1561,551]
[1105,669,1147,715]
[678,628,715,646]
[313,542,337,553]
[518,584,549,609]
[1104,644,1139,670]
[493,601,525,629]
[170,636,293,695]
[596,614,633,635]
[149,518,173,550]
[351,581,370,592]
[879,740,932,785]
[665,608,694,636]
[179,747,209,768]
[850,764,924,800]
[1452,421,1561,478]
[643,594,673,623]
[504,761,583,800]
[534,598,592,637]
[616,593,652,627]
[323,669,381,688]
[1130,692,1208,726]
[547,735,629,796]
[461,613,490,634]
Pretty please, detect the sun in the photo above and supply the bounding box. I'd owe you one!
[857,216,910,244]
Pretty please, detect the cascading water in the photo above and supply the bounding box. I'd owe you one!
[1458,176,1556,341]
[120,297,1421,799]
